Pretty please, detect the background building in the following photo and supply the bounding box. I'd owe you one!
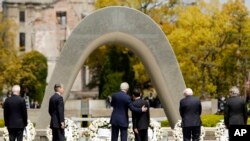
[2,0,97,99]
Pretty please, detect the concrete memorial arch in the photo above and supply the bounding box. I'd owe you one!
[37,6,186,128]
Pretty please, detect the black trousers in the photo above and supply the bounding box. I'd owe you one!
[51,128,65,141]
[134,129,148,141]
[111,125,128,141]
[182,126,201,141]
[8,128,24,141]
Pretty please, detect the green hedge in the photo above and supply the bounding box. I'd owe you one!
[201,114,223,127]
[0,119,4,127]
[1,114,250,128]
[161,114,250,127]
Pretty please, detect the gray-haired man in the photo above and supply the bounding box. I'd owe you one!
[179,88,202,141]
[4,85,27,141]
[110,82,147,141]
[224,86,247,129]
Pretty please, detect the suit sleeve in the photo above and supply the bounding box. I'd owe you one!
[22,99,28,126]
[58,96,65,125]
[146,101,150,126]
[199,100,202,115]
[224,101,229,127]
[48,99,52,116]
[243,101,248,124]
[132,108,137,129]
[3,101,9,127]
[111,95,114,107]
[128,98,142,113]
[179,100,183,118]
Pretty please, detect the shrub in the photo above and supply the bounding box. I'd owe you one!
[161,114,250,127]
[161,120,170,127]
[201,114,223,127]
[0,119,4,127]
[20,51,48,104]
[161,114,224,127]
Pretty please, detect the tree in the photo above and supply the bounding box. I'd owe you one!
[93,0,172,95]
[93,0,250,99]
[92,45,136,98]
[0,13,19,94]
[20,51,48,103]
[168,0,250,97]
[0,13,48,104]
[95,0,119,8]
[218,0,250,95]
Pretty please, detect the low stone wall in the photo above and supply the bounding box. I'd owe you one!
[0,100,218,140]
[0,99,217,125]
[0,127,217,141]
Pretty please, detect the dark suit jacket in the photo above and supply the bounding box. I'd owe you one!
[110,91,142,128]
[179,96,202,127]
[4,95,28,128]
[132,98,150,130]
[49,93,64,128]
[224,96,247,127]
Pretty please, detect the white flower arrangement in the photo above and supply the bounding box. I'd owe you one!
[215,120,228,141]
[46,117,80,141]
[173,120,205,141]
[83,118,164,141]
[84,118,111,140]
[3,120,36,141]
[128,118,164,141]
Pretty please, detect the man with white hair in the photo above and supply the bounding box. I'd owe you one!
[179,88,202,141]
[4,85,28,141]
[110,82,147,141]
[224,86,247,129]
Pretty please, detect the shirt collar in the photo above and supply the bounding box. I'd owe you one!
[56,92,61,95]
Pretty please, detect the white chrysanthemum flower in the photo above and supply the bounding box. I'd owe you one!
[215,120,228,141]
[173,120,205,141]
[83,118,110,140]
[46,118,80,141]
[128,118,164,141]
[3,120,36,141]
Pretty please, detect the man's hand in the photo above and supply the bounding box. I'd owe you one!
[61,122,65,129]
[133,128,139,134]
[141,105,148,112]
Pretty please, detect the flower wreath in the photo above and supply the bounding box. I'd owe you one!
[46,118,80,141]
[128,118,164,141]
[84,118,163,141]
[84,118,111,140]
[215,120,228,141]
[173,120,205,141]
[3,120,36,141]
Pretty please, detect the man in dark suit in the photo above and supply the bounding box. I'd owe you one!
[224,86,247,128]
[132,89,150,141]
[49,84,65,141]
[110,82,147,141]
[4,85,27,141]
[179,88,202,141]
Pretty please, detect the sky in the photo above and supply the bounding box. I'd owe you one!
[244,0,250,10]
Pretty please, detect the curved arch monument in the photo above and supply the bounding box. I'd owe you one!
[37,6,186,128]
